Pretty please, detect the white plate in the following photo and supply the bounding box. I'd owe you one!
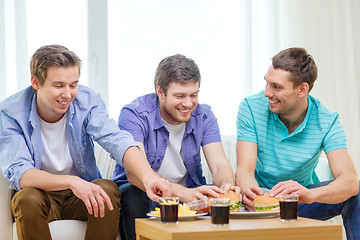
[147,212,207,221]
[230,209,280,218]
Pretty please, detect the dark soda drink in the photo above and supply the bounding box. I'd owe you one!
[210,205,230,225]
[280,200,298,221]
[160,204,178,223]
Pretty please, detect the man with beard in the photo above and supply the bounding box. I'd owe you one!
[112,54,239,240]
[235,47,359,240]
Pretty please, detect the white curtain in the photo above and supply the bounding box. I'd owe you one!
[0,0,28,98]
[282,0,360,172]
[240,0,360,172]
[108,0,244,136]
[1,0,359,172]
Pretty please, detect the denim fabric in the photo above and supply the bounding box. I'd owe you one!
[0,86,137,190]
[112,93,221,188]
[298,180,360,240]
[118,183,158,240]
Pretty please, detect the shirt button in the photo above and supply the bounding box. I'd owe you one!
[163,139,167,143]
[157,159,161,163]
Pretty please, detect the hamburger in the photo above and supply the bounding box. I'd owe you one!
[212,190,243,212]
[253,193,279,212]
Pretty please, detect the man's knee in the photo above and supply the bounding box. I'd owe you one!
[120,184,147,202]
[120,184,149,214]
[92,179,121,209]
[93,179,120,195]
[11,187,50,217]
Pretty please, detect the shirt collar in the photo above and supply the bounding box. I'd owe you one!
[154,98,165,130]
[153,98,196,134]
[29,94,75,128]
[29,94,40,128]
[291,95,313,135]
[67,100,75,122]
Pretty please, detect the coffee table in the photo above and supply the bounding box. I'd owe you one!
[135,216,342,240]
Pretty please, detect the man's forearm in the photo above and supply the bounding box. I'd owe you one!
[19,168,76,191]
[122,146,162,190]
[212,167,235,188]
[235,169,259,195]
[310,174,359,204]
[314,149,359,204]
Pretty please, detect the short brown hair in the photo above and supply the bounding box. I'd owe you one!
[30,45,81,88]
[154,54,201,94]
[272,47,318,92]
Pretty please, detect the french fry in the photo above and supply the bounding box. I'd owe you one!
[150,203,196,216]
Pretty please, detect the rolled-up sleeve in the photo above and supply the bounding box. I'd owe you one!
[84,94,138,167]
[0,113,35,190]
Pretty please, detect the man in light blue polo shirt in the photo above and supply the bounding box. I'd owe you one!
[236,47,359,240]
[112,54,240,240]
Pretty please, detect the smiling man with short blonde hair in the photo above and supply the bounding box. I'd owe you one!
[0,45,171,240]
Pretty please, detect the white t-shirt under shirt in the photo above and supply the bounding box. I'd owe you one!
[157,120,189,186]
[39,113,75,175]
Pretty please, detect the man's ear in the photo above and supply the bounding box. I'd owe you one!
[31,76,40,91]
[298,82,309,97]
[156,85,165,99]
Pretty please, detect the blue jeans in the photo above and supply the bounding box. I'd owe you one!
[118,183,158,240]
[297,180,360,240]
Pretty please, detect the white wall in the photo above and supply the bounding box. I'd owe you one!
[262,0,360,174]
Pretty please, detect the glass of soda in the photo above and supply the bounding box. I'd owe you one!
[209,198,230,226]
[279,195,299,221]
[159,197,179,224]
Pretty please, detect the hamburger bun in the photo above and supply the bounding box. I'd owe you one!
[217,190,240,205]
[210,190,243,212]
[253,193,279,212]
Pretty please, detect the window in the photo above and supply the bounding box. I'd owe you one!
[26,0,88,85]
[108,0,246,135]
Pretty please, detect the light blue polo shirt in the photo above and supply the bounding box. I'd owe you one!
[236,91,347,189]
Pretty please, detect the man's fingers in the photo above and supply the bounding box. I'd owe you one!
[249,186,264,196]
[198,187,220,198]
[160,186,172,197]
[95,194,107,218]
[245,189,258,201]
[84,198,93,215]
[230,186,242,200]
[243,195,254,208]
[147,183,171,202]
[147,191,161,202]
[222,184,231,193]
[100,190,113,212]
[90,195,99,217]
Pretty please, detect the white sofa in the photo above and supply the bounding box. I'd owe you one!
[0,136,334,240]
